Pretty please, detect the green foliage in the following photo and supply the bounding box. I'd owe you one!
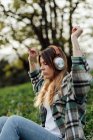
[12,59,24,69]
[0,83,40,123]
[0,22,5,31]
[33,0,39,3]
[0,57,29,87]
[84,86,93,140]
[12,0,21,11]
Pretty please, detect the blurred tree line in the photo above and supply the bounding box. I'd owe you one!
[0,55,29,87]
[0,0,93,87]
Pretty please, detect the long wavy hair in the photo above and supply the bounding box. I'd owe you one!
[34,45,67,107]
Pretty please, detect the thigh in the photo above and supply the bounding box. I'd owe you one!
[9,115,61,140]
[0,116,8,133]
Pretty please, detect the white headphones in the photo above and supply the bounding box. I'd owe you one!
[53,57,64,70]
[49,46,65,71]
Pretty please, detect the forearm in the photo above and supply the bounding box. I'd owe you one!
[29,60,40,72]
[71,36,83,57]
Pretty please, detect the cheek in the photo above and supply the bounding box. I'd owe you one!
[48,68,54,76]
[45,65,54,76]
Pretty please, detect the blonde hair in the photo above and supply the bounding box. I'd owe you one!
[34,45,67,107]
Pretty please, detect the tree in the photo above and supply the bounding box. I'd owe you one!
[0,56,29,87]
[0,0,92,71]
[0,59,8,87]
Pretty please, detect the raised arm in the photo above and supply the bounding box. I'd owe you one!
[71,27,92,101]
[70,27,93,130]
[64,27,92,140]
[71,26,92,86]
[28,48,44,93]
[28,48,40,72]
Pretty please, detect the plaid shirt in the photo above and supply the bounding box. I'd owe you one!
[28,56,92,140]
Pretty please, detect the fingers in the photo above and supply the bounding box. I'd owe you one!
[71,26,83,38]
[72,26,82,33]
[29,48,38,54]
[28,47,39,64]
[72,27,78,33]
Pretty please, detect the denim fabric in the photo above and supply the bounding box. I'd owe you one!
[0,115,62,140]
[0,116,8,133]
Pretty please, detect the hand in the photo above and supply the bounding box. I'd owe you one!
[28,48,39,64]
[71,26,83,38]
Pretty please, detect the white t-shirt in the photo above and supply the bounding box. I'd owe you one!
[44,105,62,138]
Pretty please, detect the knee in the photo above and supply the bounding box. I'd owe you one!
[0,116,8,132]
[0,116,8,125]
[7,115,19,125]
[0,116,8,120]
[9,115,19,120]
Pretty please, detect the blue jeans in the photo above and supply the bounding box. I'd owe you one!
[0,115,62,140]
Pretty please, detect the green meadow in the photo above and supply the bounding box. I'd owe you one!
[0,82,93,139]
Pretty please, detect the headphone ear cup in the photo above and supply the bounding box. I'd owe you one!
[53,57,64,70]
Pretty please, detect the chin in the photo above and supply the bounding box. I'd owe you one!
[44,76,50,80]
[44,77,53,81]
[44,77,49,80]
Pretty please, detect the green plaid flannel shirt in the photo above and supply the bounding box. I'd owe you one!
[28,56,92,140]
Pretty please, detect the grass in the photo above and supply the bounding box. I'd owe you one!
[0,83,40,123]
[0,82,93,139]
[84,85,93,140]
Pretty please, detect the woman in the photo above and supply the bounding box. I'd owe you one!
[0,27,92,140]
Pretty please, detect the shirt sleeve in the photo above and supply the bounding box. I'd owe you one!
[71,56,92,104]
[64,76,86,140]
[28,69,44,94]
[65,91,85,140]
[71,56,93,126]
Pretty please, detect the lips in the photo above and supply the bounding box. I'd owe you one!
[43,73,47,75]
[42,72,48,76]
